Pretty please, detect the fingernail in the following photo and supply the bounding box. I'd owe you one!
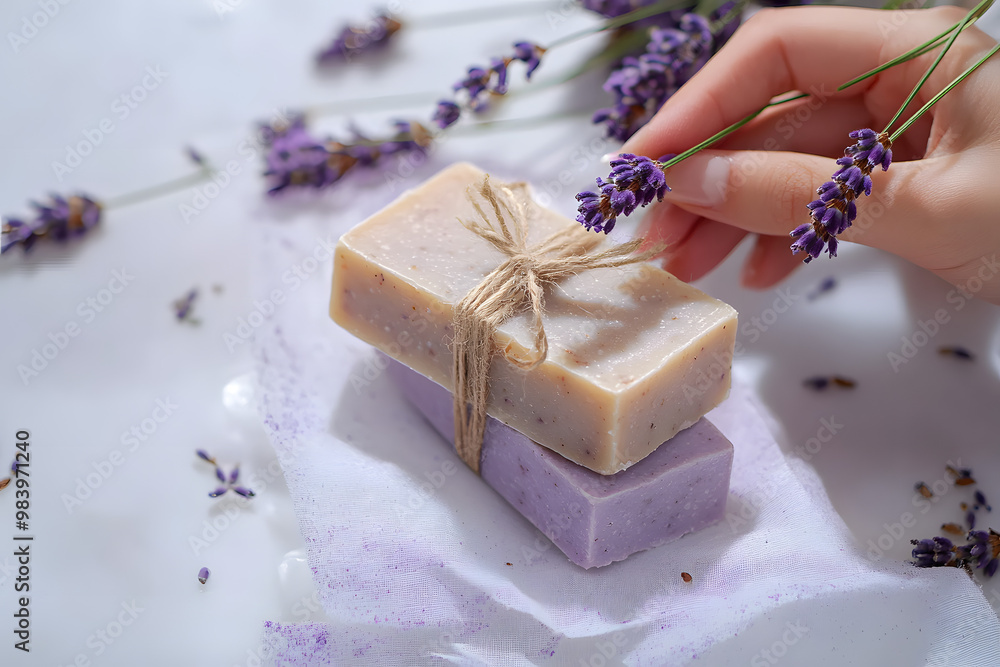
[663,153,731,208]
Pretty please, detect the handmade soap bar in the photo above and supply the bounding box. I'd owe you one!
[331,162,736,474]
[388,358,733,568]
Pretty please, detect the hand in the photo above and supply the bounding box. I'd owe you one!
[622,6,1000,303]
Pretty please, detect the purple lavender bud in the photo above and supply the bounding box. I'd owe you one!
[987,558,999,577]
[173,289,198,321]
[2,194,102,255]
[196,449,215,465]
[316,12,402,64]
[261,116,341,195]
[432,101,461,129]
[968,511,977,530]
[215,467,226,483]
[229,467,240,484]
[512,42,545,79]
[198,567,210,584]
[803,377,830,390]
[209,487,227,498]
[976,490,991,511]
[10,460,18,475]
[911,536,954,567]
[580,0,636,17]
[234,486,256,498]
[576,154,669,234]
[186,146,207,166]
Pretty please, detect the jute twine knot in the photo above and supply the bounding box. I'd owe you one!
[451,176,663,473]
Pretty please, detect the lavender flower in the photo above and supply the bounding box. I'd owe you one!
[196,450,216,465]
[453,42,547,109]
[911,536,955,567]
[2,194,102,255]
[198,567,210,584]
[790,129,892,262]
[262,116,341,195]
[215,467,226,483]
[233,486,256,498]
[229,466,240,484]
[432,100,461,129]
[576,154,669,234]
[580,0,638,17]
[378,121,433,155]
[956,530,991,569]
[209,487,227,498]
[316,12,403,64]
[938,346,974,360]
[593,14,716,141]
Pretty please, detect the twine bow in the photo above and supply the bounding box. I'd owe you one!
[451,176,662,473]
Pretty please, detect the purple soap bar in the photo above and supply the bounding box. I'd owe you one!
[387,358,734,569]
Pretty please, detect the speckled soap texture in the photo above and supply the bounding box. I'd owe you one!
[388,358,733,569]
[331,162,737,474]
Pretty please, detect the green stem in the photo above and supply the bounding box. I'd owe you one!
[838,0,993,91]
[659,93,808,169]
[890,41,1000,142]
[103,168,212,210]
[545,0,696,49]
[882,0,992,133]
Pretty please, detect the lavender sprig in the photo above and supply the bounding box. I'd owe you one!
[790,129,892,262]
[2,194,102,255]
[450,41,547,112]
[576,153,670,233]
[316,11,403,64]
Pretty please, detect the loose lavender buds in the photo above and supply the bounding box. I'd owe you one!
[172,288,199,323]
[576,154,669,234]
[197,450,254,500]
[790,129,892,262]
[2,194,102,255]
[198,567,210,585]
[316,12,402,64]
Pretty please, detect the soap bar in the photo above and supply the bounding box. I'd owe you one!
[388,358,733,568]
[331,162,736,474]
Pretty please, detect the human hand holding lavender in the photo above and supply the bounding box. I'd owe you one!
[620,6,1000,302]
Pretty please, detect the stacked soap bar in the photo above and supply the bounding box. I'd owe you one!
[389,357,733,568]
[330,162,738,567]
[331,162,737,474]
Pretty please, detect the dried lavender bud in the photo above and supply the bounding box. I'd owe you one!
[209,487,228,498]
[957,530,992,569]
[987,558,999,577]
[938,346,974,360]
[576,154,669,234]
[512,42,546,79]
[2,194,103,255]
[185,146,207,166]
[432,101,461,129]
[962,502,969,511]
[0,478,9,492]
[229,466,239,484]
[379,121,433,156]
[911,536,954,567]
[976,491,992,512]
[316,12,402,64]
[173,288,198,322]
[803,377,830,391]
[198,566,210,584]
[791,129,891,262]
[681,571,692,583]
[968,511,977,530]
[941,523,965,536]
[11,460,18,475]
[831,376,856,388]
[915,482,932,499]
[233,486,256,498]
[215,467,226,483]
[196,450,216,465]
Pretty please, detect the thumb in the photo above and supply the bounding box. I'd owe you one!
[655,148,943,262]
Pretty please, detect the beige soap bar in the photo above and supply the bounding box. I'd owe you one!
[330,163,737,474]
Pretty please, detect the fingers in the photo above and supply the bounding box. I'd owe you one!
[740,235,806,289]
[621,6,994,161]
[659,218,748,282]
